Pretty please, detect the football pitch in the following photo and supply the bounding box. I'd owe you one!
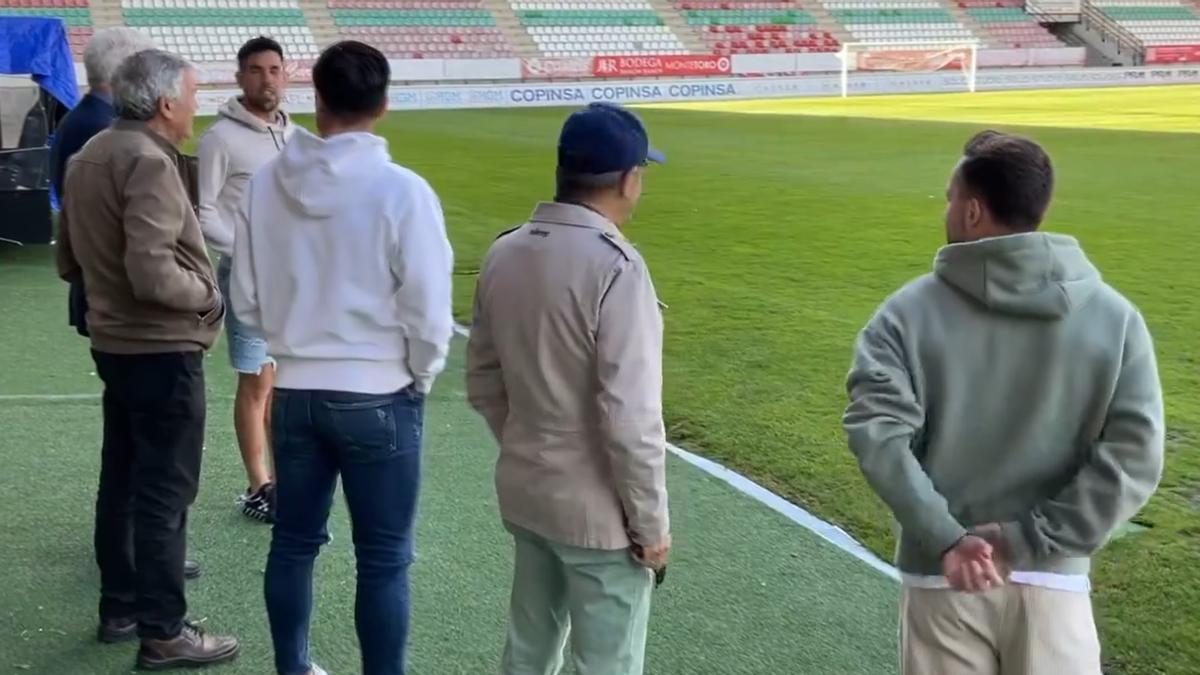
[2,84,1197,675]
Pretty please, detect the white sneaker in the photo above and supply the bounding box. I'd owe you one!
[309,666,328,675]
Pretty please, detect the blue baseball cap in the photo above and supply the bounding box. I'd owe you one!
[557,102,666,175]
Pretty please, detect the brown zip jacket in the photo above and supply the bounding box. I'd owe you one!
[56,119,223,354]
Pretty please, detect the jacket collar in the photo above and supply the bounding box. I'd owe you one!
[111,119,199,210]
[529,201,623,238]
[112,119,184,158]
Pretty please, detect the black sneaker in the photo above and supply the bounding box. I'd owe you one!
[98,616,138,643]
[237,483,274,523]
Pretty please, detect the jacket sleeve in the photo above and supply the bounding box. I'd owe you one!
[998,311,1165,567]
[465,273,508,442]
[122,153,219,314]
[229,184,261,331]
[596,256,669,547]
[196,130,233,257]
[391,177,454,394]
[55,194,82,284]
[843,307,968,559]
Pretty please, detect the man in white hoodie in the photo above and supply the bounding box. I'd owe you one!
[230,40,453,675]
[197,36,294,523]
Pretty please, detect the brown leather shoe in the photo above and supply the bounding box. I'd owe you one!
[136,622,239,670]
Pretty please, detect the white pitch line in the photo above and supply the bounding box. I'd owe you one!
[452,322,899,581]
[0,393,236,402]
[0,393,100,401]
[7,325,899,579]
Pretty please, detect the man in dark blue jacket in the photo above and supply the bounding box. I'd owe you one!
[49,27,155,336]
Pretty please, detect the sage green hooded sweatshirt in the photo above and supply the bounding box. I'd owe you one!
[843,232,1164,577]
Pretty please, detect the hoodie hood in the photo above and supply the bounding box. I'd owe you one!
[219,96,289,135]
[272,127,391,218]
[933,232,1101,319]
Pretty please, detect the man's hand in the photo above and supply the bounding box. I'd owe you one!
[971,522,1012,578]
[631,535,671,570]
[942,534,1006,592]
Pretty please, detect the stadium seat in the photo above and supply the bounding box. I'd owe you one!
[964,6,1060,46]
[1092,0,1200,47]
[675,1,840,53]
[512,1,690,55]
[822,4,972,43]
[329,1,516,56]
[120,0,320,62]
[0,3,91,26]
[0,0,93,54]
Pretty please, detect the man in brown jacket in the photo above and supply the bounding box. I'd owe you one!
[55,49,239,670]
[467,102,670,675]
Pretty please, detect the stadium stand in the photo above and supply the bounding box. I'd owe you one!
[820,0,976,44]
[1092,0,1200,45]
[959,0,1062,48]
[120,0,321,62]
[513,0,689,56]
[0,0,92,56]
[673,0,841,54]
[330,0,516,58]
[0,0,1081,68]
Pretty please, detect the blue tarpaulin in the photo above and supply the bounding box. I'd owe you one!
[0,16,80,108]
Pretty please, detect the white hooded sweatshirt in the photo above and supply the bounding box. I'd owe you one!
[229,126,454,395]
[197,97,293,258]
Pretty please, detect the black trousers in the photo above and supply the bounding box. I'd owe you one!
[92,350,205,640]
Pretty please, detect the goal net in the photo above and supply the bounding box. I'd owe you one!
[837,41,979,98]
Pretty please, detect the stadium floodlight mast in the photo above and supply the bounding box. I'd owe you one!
[837,41,980,98]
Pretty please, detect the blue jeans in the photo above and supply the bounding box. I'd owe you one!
[264,387,425,675]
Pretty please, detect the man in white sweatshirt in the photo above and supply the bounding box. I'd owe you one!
[197,36,294,523]
[230,40,453,675]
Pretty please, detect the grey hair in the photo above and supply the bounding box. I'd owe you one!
[112,50,192,122]
[82,27,157,88]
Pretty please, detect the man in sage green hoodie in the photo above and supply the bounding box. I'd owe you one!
[843,130,1164,675]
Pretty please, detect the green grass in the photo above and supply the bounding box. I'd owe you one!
[0,246,899,674]
[338,92,1194,674]
[4,86,1197,673]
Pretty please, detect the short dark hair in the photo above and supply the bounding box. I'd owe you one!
[554,167,624,204]
[312,40,390,121]
[958,130,1054,232]
[237,36,284,71]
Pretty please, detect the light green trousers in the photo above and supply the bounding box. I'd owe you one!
[499,522,655,675]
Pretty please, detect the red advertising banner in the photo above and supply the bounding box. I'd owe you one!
[1145,44,1200,64]
[590,54,732,77]
[855,48,967,72]
[521,57,593,79]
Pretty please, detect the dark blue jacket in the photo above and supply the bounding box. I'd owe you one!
[50,92,115,197]
[49,92,115,337]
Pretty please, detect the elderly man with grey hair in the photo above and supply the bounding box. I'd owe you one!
[50,27,157,339]
[55,49,239,670]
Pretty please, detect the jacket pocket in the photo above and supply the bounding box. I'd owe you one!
[199,289,225,326]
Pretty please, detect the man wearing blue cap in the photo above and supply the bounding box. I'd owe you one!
[466,102,670,675]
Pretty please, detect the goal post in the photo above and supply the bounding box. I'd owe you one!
[837,41,980,98]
